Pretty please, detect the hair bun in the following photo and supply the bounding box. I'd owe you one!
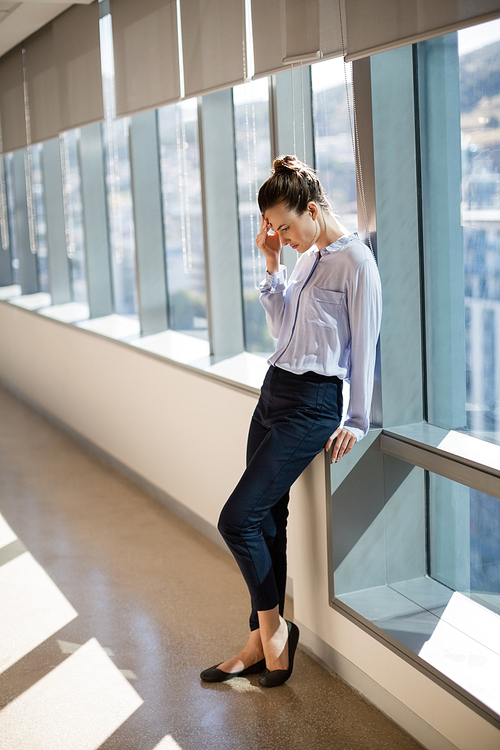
[272,155,303,175]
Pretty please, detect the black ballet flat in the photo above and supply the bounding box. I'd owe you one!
[258,620,299,688]
[200,658,266,682]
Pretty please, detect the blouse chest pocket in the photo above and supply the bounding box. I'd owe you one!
[306,287,346,329]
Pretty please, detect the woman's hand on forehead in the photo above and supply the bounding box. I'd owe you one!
[256,214,281,266]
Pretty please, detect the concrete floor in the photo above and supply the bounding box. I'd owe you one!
[0,385,424,750]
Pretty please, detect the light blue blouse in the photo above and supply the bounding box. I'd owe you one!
[260,233,382,441]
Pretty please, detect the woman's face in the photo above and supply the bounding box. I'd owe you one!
[263,202,318,254]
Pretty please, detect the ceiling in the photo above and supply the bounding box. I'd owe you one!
[0,1,94,58]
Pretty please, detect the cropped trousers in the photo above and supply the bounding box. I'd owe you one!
[218,365,343,631]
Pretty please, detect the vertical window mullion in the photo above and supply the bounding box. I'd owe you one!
[198,88,244,357]
[79,122,113,319]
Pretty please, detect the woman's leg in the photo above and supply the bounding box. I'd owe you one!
[248,491,289,631]
[246,411,290,632]
[258,605,290,671]
[217,369,342,670]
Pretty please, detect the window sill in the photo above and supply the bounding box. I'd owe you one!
[9,292,52,310]
[39,302,90,323]
[76,314,141,342]
[0,285,21,300]
[0,294,269,395]
[381,422,500,498]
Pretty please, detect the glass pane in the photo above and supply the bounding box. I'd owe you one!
[332,451,500,714]
[100,8,138,318]
[4,153,19,285]
[459,19,500,443]
[102,116,138,316]
[233,78,273,353]
[429,473,500,617]
[158,99,207,338]
[60,130,88,304]
[31,144,49,293]
[312,58,358,233]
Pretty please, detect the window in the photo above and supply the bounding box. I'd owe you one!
[60,130,88,305]
[233,78,273,353]
[329,26,500,718]
[158,99,207,338]
[312,58,357,232]
[102,115,137,315]
[100,8,138,318]
[4,153,19,285]
[31,143,48,293]
[459,19,500,444]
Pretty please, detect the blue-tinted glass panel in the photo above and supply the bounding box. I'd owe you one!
[460,19,500,443]
[429,472,500,616]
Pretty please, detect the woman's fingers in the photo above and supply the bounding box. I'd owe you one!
[327,427,356,463]
[256,215,281,257]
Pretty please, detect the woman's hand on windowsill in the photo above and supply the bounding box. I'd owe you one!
[326,426,356,463]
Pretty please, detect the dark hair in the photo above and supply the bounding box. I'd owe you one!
[258,155,331,215]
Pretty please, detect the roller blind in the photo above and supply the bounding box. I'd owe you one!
[252,0,342,80]
[344,0,500,61]
[24,23,60,144]
[180,0,245,98]
[0,46,26,153]
[53,1,104,132]
[111,0,180,117]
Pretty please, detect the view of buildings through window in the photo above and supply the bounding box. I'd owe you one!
[460,19,500,444]
[459,18,500,604]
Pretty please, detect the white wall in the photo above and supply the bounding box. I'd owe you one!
[1,300,499,750]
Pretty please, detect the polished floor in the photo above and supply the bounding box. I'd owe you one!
[0,385,423,750]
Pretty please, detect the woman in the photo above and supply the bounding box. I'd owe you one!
[201,156,382,687]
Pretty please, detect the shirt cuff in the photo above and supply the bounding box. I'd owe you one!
[341,422,363,442]
[260,265,287,292]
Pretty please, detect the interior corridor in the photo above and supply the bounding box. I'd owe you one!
[0,384,423,750]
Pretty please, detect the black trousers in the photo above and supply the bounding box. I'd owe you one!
[218,365,343,630]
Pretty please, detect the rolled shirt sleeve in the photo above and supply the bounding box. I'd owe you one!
[259,265,287,340]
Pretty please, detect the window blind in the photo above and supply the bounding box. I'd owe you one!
[344,0,500,61]
[111,0,180,117]
[180,0,245,98]
[0,46,26,152]
[53,1,104,132]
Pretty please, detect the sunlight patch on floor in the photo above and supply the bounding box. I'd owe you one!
[0,514,16,549]
[151,736,184,750]
[0,638,143,750]
[0,552,78,675]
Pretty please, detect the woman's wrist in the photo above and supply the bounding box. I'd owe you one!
[266,261,280,275]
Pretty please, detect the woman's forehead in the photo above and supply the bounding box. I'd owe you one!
[265,204,295,227]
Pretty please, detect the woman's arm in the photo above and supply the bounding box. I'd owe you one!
[326,255,382,462]
[257,215,287,339]
[344,257,382,439]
